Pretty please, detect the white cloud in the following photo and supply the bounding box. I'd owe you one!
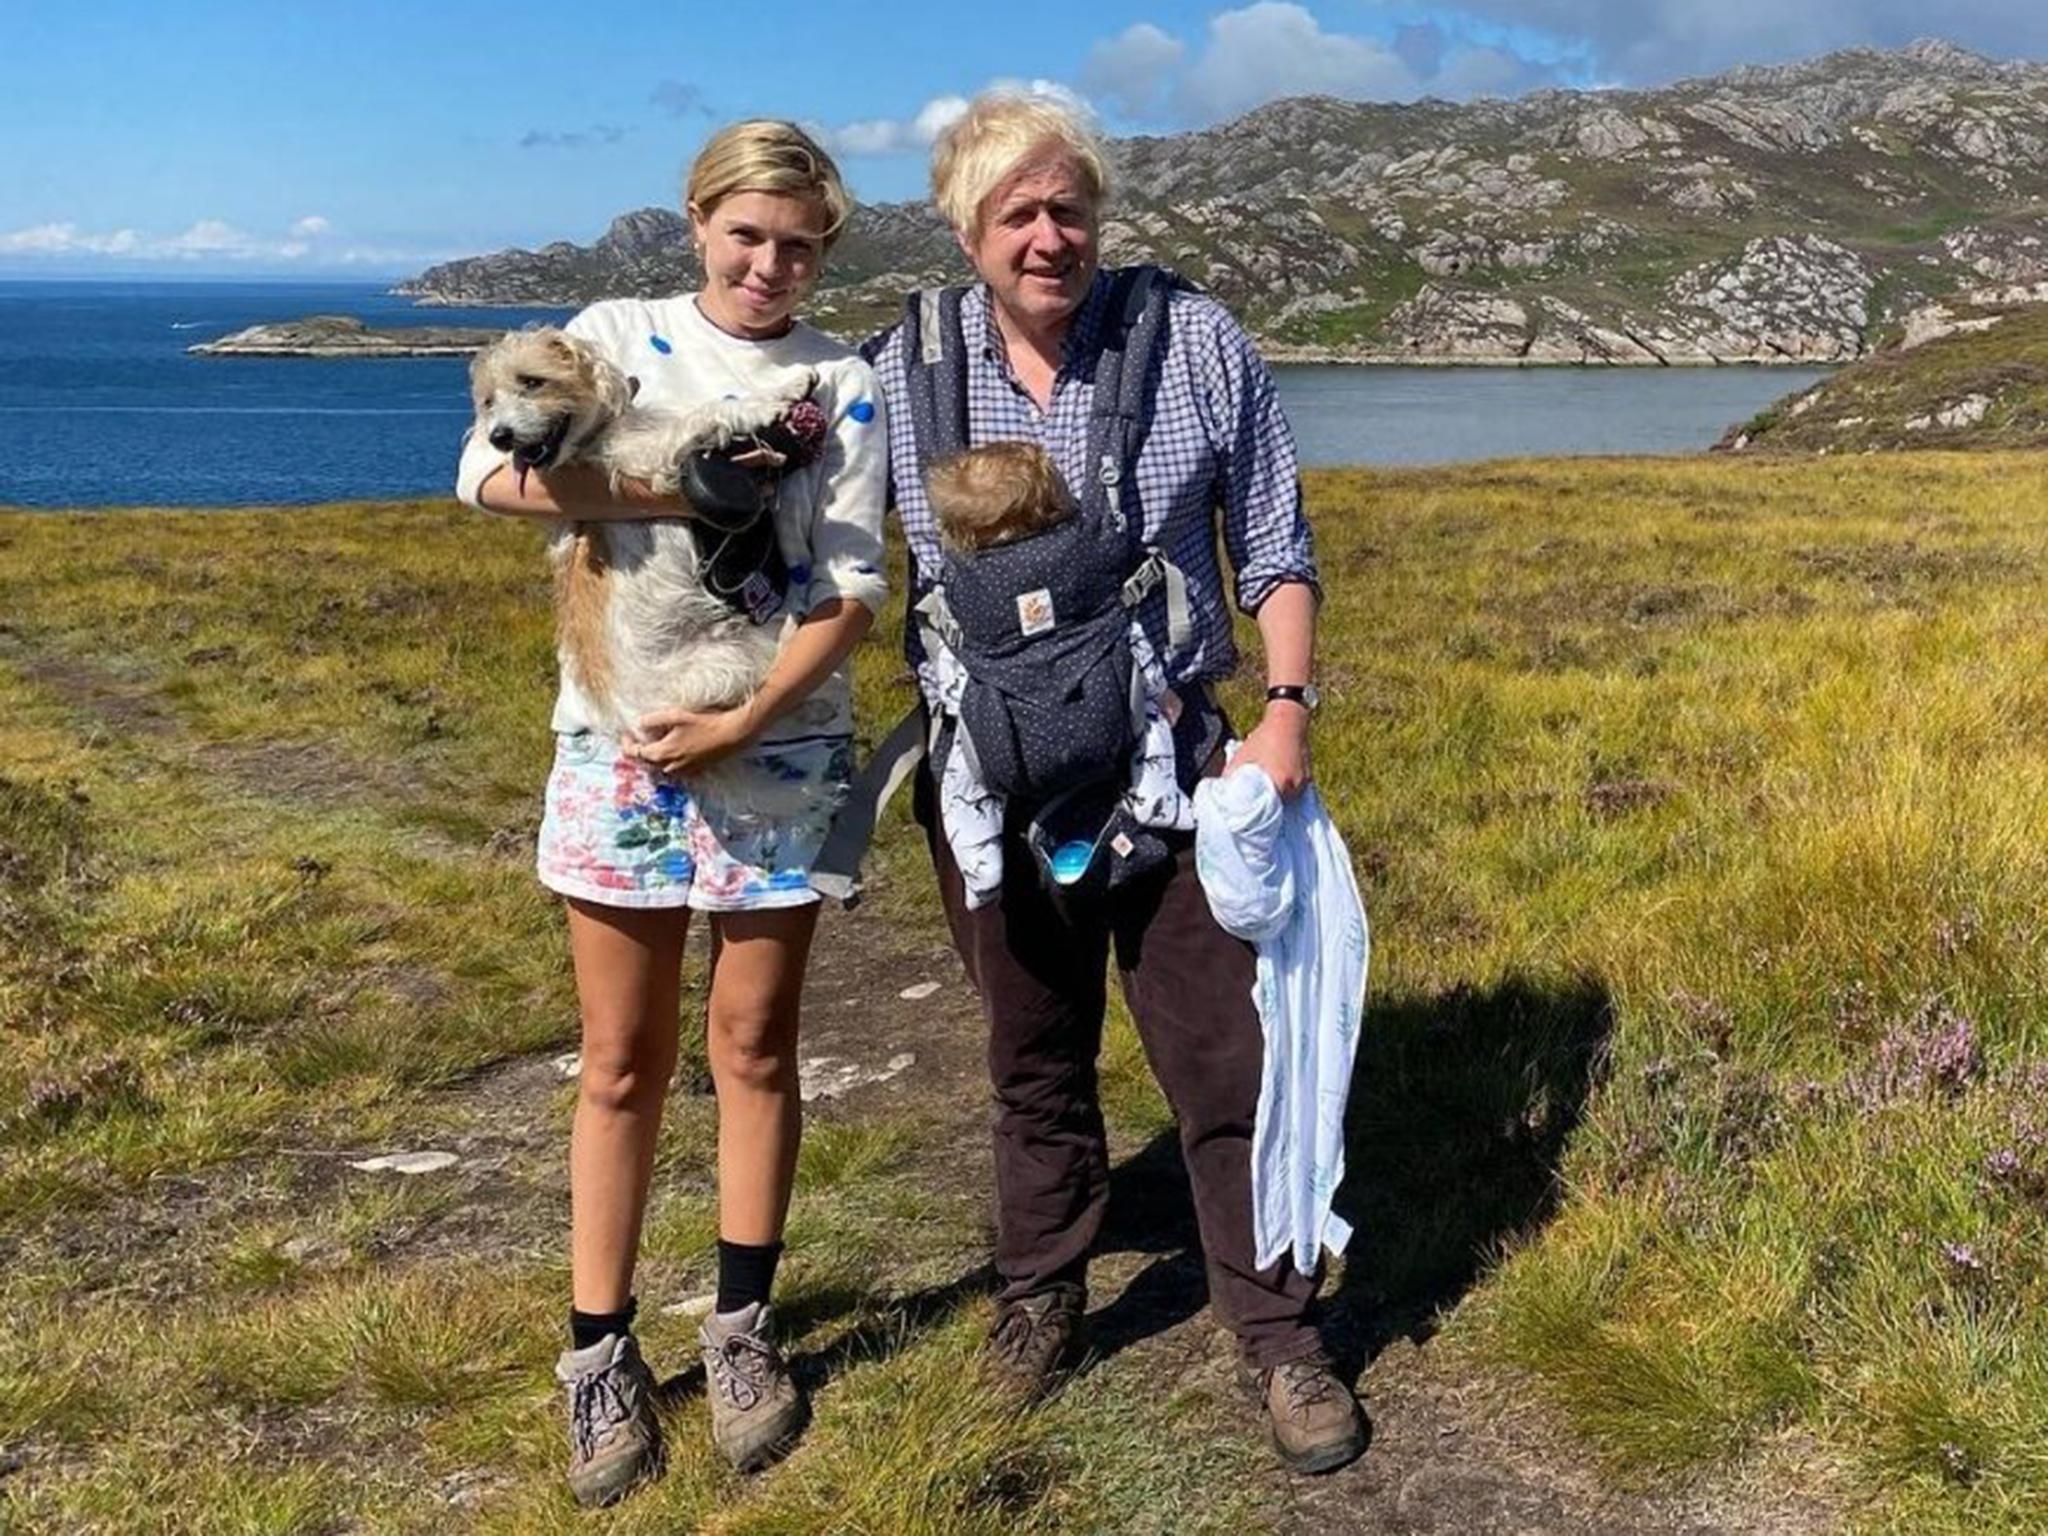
[819,92,969,157]
[1175,3,1421,120]
[1409,2,2048,85]
[0,221,141,255]
[1074,5,1571,128]
[0,214,419,268]
[164,218,252,254]
[1082,23,1189,120]
[818,80,1092,159]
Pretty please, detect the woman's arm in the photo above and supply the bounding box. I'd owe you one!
[624,598,875,774]
[464,448,692,522]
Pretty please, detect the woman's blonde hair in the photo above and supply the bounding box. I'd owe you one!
[930,91,1109,238]
[685,120,853,247]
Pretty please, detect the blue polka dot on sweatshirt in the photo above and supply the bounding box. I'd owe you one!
[847,399,875,424]
[648,333,672,354]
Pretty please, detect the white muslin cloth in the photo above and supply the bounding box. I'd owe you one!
[1193,762,1369,1273]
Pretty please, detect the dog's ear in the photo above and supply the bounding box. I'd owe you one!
[593,359,633,419]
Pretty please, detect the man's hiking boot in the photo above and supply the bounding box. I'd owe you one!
[699,1302,807,1472]
[1246,1356,1368,1475]
[982,1284,1084,1404]
[556,1332,665,1508]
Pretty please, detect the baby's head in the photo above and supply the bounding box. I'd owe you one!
[928,441,1076,553]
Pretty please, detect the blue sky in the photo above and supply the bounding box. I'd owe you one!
[6,0,2045,279]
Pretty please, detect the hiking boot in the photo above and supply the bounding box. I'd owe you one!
[982,1284,1084,1404]
[1245,1356,1368,1475]
[556,1332,665,1508]
[699,1303,807,1472]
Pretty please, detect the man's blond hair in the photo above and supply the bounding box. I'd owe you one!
[686,120,853,248]
[929,91,1109,238]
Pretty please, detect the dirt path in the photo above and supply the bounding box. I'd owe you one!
[5,632,1835,1535]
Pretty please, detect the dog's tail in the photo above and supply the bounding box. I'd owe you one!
[554,524,614,709]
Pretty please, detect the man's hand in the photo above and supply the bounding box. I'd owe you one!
[1229,701,1312,799]
[623,703,757,776]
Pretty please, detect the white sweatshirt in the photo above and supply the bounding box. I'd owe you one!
[456,294,889,744]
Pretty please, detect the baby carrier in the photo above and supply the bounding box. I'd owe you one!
[906,265,1194,808]
[809,266,1199,904]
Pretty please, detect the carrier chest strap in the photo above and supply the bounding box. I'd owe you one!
[1119,548,1194,657]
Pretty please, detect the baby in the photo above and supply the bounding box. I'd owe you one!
[926,440,1076,553]
[916,440,1194,906]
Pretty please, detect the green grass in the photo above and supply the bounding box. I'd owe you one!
[9,457,2048,1528]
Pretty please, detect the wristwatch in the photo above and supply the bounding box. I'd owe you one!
[1266,683,1320,712]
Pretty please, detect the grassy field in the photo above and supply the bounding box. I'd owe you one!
[6,453,2048,1532]
[1731,300,2048,455]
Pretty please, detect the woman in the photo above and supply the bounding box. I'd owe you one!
[456,121,886,1506]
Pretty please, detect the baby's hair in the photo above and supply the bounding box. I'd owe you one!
[927,441,1077,552]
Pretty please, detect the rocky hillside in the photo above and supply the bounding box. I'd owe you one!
[1721,285,2048,450]
[397,39,2048,363]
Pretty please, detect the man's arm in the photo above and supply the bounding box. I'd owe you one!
[1190,300,1323,797]
[1235,581,1317,797]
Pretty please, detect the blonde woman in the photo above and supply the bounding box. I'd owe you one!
[456,121,886,1504]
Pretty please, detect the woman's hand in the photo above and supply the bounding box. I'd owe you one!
[1229,701,1313,799]
[624,703,759,776]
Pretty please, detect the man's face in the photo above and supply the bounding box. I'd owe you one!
[959,150,1099,335]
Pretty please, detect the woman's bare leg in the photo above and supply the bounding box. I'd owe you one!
[566,897,690,1314]
[705,905,819,1245]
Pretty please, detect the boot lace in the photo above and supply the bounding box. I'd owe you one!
[569,1365,638,1461]
[709,1331,780,1412]
[1273,1360,1340,1416]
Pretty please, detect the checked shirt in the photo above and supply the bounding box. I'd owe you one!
[862,270,1319,703]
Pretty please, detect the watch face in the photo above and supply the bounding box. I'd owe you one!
[1302,683,1320,711]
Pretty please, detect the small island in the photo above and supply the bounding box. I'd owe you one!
[190,314,505,358]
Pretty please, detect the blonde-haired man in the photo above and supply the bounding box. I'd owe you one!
[864,90,1364,1474]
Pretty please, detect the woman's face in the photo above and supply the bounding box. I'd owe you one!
[690,190,829,339]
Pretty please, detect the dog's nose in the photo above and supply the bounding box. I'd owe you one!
[487,426,516,452]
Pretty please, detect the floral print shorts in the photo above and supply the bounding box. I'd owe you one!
[536,730,853,911]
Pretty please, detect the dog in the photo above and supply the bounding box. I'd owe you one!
[468,329,816,791]
[926,440,1077,553]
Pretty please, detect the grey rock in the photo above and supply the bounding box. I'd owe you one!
[396,40,2048,366]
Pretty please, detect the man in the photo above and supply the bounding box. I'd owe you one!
[864,90,1365,1475]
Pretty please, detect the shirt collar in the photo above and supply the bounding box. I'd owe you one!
[969,268,1115,378]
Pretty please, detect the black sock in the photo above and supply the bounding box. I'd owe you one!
[569,1296,637,1352]
[715,1238,784,1314]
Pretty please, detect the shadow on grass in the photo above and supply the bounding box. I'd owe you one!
[1085,973,1613,1379]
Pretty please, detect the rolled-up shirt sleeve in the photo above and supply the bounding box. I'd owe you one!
[1192,309,1320,615]
[798,360,889,616]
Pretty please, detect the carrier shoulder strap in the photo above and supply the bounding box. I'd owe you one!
[902,284,973,470]
[1082,264,1177,535]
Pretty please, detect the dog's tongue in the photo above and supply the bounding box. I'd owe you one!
[516,463,530,497]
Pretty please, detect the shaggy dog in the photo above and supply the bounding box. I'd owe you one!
[926,440,1076,553]
[468,328,816,784]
